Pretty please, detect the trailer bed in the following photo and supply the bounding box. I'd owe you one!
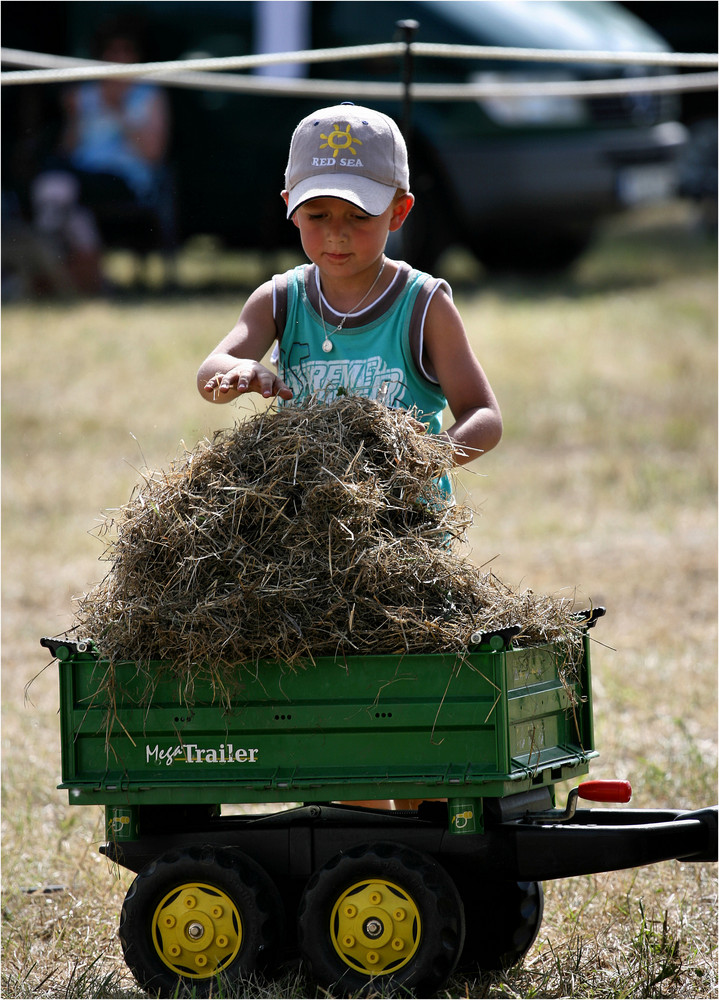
[54,635,595,808]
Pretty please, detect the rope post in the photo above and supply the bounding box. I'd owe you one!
[395,20,419,263]
[395,19,419,141]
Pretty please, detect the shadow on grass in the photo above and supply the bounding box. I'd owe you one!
[0,916,704,1000]
[450,210,717,302]
[4,202,715,307]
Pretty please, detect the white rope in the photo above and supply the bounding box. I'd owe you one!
[14,65,712,101]
[0,44,405,85]
[1,46,715,101]
[413,41,718,68]
[412,71,719,101]
[1,40,717,89]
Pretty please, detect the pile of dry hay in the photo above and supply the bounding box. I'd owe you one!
[73,395,583,674]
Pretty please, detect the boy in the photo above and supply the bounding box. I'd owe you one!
[197,102,502,469]
[199,104,500,810]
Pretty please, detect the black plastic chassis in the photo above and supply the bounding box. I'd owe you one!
[102,798,718,884]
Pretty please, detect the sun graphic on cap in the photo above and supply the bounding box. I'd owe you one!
[319,123,363,157]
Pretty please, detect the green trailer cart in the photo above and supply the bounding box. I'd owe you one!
[44,611,717,998]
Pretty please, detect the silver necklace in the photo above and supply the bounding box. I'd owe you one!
[318,260,386,353]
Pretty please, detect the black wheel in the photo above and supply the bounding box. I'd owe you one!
[455,879,544,974]
[298,841,465,997]
[119,844,284,998]
[386,147,456,272]
[470,224,595,275]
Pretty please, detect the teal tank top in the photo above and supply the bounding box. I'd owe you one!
[275,261,449,436]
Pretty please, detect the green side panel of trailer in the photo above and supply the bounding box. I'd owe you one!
[58,639,596,806]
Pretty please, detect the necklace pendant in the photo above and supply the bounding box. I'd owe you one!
[317,259,385,357]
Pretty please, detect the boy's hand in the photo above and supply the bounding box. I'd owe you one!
[204,363,293,401]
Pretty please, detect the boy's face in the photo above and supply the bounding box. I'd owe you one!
[281,193,413,280]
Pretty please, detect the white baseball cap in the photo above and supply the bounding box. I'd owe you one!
[284,103,410,218]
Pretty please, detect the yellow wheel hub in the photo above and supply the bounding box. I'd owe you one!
[152,882,241,979]
[330,879,421,975]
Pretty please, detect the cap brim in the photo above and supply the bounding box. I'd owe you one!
[286,174,396,218]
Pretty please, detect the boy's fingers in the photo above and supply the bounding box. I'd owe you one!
[221,371,249,392]
[206,366,292,399]
[270,373,293,399]
[256,371,292,399]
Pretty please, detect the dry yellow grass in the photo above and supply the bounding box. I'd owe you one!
[2,201,716,998]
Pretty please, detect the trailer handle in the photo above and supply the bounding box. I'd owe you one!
[577,779,632,803]
[528,779,632,823]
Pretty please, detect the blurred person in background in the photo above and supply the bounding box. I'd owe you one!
[30,14,171,293]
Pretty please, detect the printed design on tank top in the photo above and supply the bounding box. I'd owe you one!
[282,341,407,406]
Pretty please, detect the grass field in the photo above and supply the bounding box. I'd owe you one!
[1,200,716,998]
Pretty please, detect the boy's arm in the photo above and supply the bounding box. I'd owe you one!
[197,281,293,403]
[422,290,502,465]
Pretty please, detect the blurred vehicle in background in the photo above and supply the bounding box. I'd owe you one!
[620,1,717,225]
[2,1,691,276]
